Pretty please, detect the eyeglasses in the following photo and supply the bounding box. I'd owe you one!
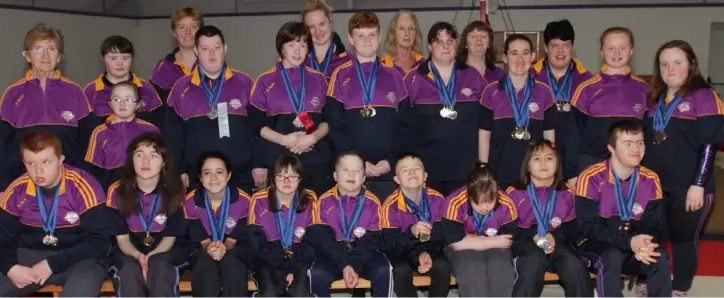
[275,174,301,182]
[110,97,138,105]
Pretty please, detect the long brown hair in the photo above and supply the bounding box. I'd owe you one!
[456,21,497,69]
[647,40,710,107]
[117,132,184,216]
[514,140,567,190]
[467,162,498,205]
[268,154,312,213]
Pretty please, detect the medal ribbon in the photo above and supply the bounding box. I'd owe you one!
[526,183,558,237]
[429,62,457,107]
[611,165,639,221]
[279,62,307,115]
[35,186,60,235]
[310,43,335,75]
[204,187,231,241]
[138,193,160,235]
[337,189,367,242]
[199,64,227,111]
[504,75,534,128]
[403,189,430,223]
[653,93,683,133]
[472,209,494,236]
[274,193,298,250]
[354,58,379,107]
[544,60,574,102]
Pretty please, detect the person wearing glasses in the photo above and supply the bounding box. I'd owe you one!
[84,82,160,190]
[0,23,93,192]
[83,36,163,135]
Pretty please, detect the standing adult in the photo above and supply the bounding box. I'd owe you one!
[381,10,425,74]
[302,0,352,78]
[456,20,505,85]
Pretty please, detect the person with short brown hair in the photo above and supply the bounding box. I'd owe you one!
[0,23,92,192]
[0,132,109,297]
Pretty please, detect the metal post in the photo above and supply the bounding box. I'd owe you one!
[347,0,354,10]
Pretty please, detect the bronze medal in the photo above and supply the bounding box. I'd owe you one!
[619,222,631,233]
[344,241,353,251]
[282,248,294,260]
[419,233,431,242]
[143,234,155,247]
[653,132,667,144]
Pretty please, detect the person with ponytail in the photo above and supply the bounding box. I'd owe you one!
[106,132,190,297]
[301,0,352,78]
[507,140,592,297]
[437,162,518,296]
[182,151,252,296]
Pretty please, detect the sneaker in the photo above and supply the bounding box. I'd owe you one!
[673,290,688,297]
[635,283,648,297]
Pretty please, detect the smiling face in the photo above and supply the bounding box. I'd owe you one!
[503,38,536,76]
[173,17,200,48]
[24,39,61,73]
[349,27,381,59]
[394,14,417,49]
[333,155,365,194]
[600,32,633,70]
[200,157,231,195]
[282,38,308,67]
[545,38,573,69]
[304,9,332,46]
[608,131,645,168]
[393,156,427,189]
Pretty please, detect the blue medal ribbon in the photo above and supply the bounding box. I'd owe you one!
[653,93,683,133]
[353,58,379,107]
[403,189,430,223]
[472,209,494,236]
[504,75,534,128]
[337,189,367,243]
[429,62,457,107]
[611,166,639,221]
[544,60,574,102]
[274,194,298,250]
[278,62,307,115]
[204,187,231,241]
[526,183,558,237]
[310,43,335,75]
[36,186,61,236]
[138,193,160,235]
[199,64,227,111]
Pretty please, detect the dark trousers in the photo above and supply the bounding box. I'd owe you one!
[664,189,714,291]
[110,246,192,297]
[310,250,392,297]
[364,180,398,203]
[191,247,249,297]
[512,241,593,297]
[391,250,452,297]
[251,263,311,297]
[578,240,672,297]
[425,180,466,197]
[0,248,107,297]
[267,162,332,196]
[445,247,514,297]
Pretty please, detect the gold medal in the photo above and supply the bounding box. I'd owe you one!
[653,132,667,144]
[619,222,631,233]
[344,241,353,251]
[360,107,370,117]
[143,232,155,247]
[207,108,218,120]
[282,248,294,260]
[512,126,530,140]
[419,233,431,242]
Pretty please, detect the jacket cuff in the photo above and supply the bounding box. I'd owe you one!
[692,143,715,187]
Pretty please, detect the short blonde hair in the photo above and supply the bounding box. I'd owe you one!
[302,0,333,22]
[23,23,64,54]
[171,7,204,30]
[385,10,423,56]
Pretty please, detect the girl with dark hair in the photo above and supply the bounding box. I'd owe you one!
[479,34,556,190]
[248,154,316,296]
[508,140,592,297]
[181,151,252,296]
[105,132,191,297]
[641,40,723,296]
[85,82,160,190]
[437,162,518,296]
[249,21,333,196]
[456,21,504,83]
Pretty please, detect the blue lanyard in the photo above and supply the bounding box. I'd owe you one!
[310,44,335,75]
[36,186,60,235]
[611,166,639,221]
[429,62,457,107]
[403,190,430,223]
[204,187,231,241]
[526,183,558,237]
[278,63,306,114]
[653,93,682,133]
[138,193,160,235]
[504,75,534,128]
[353,58,379,107]
[199,65,226,109]
[472,208,494,236]
[337,190,367,242]
[544,60,574,101]
[274,194,298,250]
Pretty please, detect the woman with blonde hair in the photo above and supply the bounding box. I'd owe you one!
[381,10,425,74]
[302,0,351,78]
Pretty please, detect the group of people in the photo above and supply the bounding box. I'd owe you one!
[0,0,721,297]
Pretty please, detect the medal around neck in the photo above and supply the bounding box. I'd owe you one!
[419,233,431,242]
[143,233,155,247]
[652,131,667,145]
[207,107,218,120]
[512,126,531,140]
[536,238,551,250]
[556,101,571,112]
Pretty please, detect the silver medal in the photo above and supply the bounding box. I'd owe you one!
[522,130,531,140]
[367,106,377,117]
[207,108,218,120]
[562,102,571,112]
[537,238,551,250]
[439,107,450,118]
[448,108,458,120]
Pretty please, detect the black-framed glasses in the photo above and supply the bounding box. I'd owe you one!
[275,174,301,182]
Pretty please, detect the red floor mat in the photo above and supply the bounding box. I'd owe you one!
[667,240,724,277]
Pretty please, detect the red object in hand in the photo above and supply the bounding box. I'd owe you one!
[297,112,315,134]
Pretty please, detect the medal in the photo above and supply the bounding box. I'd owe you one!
[403,189,432,242]
[429,61,457,121]
[536,238,551,250]
[138,193,160,247]
[419,233,431,242]
[279,62,309,133]
[344,241,353,251]
[275,193,299,260]
[545,59,574,110]
[512,126,530,140]
[619,222,631,233]
[354,58,379,119]
[43,234,58,246]
[473,209,494,236]
[504,74,534,140]
[652,131,667,145]
[612,164,639,231]
[527,182,558,251]
[283,248,294,260]
[36,184,60,247]
[556,101,571,112]
[337,188,367,250]
[205,187,231,242]
[143,233,155,247]
[207,108,218,120]
[200,65,226,121]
